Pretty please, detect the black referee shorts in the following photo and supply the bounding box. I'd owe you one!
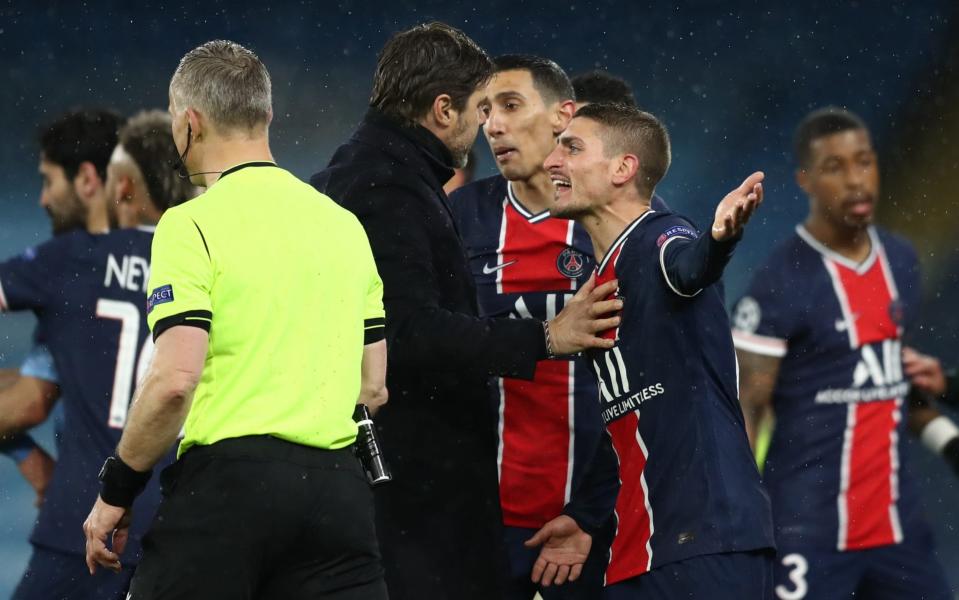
[127,435,387,600]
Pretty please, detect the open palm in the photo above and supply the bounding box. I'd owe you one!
[524,515,593,587]
[712,171,765,241]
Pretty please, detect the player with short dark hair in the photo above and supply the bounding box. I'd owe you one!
[732,107,953,599]
[451,54,617,599]
[0,108,125,510]
[571,71,637,110]
[0,109,189,600]
[38,108,125,234]
[533,102,775,598]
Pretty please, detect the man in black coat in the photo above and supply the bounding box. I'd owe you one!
[311,22,621,600]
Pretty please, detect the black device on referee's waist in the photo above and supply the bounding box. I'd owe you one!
[353,405,391,486]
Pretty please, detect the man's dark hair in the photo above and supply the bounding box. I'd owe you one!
[39,108,125,182]
[370,22,493,125]
[574,102,670,197]
[571,70,637,107]
[119,110,196,211]
[493,54,574,104]
[794,107,869,168]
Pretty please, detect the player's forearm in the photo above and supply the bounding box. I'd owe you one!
[662,233,739,296]
[734,350,779,449]
[563,433,620,534]
[0,368,19,390]
[0,378,57,435]
[117,368,195,471]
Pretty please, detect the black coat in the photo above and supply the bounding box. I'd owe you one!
[311,109,545,599]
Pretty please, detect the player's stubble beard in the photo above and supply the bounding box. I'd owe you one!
[48,188,87,235]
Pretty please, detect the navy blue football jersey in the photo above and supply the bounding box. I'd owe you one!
[588,209,774,584]
[0,227,168,560]
[731,226,930,552]
[451,175,605,528]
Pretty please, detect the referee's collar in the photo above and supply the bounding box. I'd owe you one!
[219,161,277,180]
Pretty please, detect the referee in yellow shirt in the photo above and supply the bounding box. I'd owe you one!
[82,40,389,599]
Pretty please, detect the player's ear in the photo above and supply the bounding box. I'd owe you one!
[553,100,576,134]
[795,167,811,194]
[117,174,135,205]
[612,153,640,187]
[73,161,102,200]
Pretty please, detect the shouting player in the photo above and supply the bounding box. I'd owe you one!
[0,110,192,600]
[532,103,775,598]
[732,107,953,599]
[450,54,616,598]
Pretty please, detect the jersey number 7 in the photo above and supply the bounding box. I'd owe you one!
[96,299,155,429]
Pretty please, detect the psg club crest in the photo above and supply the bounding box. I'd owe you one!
[888,299,905,327]
[557,247,586,279]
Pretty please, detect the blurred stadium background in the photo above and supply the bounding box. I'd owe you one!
[1,0,957,594]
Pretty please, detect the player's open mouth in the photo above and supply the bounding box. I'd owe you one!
[843,195,874,217]
[493,146,517,161]
[551,176,571,189]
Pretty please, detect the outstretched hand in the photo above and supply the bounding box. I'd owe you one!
[711,171,765,241]
[524,515,593,587]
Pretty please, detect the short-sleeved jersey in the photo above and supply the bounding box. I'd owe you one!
[146,162,384,456]
[0,228,165,560]
[731,225,928,552]
[588,210,774,584]
[19,343,58,381]
[450,175,604,528]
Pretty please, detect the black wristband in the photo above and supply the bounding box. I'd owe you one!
[98,455,153,507]
[943,437,959,477]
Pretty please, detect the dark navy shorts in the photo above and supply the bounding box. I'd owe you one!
[12,545,134,600]
[773,533,951,600]
[605,549,775,600]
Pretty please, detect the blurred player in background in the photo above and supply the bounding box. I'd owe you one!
[450,54,615,599]
[570,70,637,110]
[0,110,191,600]
[533,103,775,598]
[732,107,953,599]
[0,109,124,505]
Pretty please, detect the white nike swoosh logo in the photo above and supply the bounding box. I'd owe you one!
[483,260,517,274]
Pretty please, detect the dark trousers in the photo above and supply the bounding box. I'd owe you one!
[373,432,508,600]
[128,436,387,600]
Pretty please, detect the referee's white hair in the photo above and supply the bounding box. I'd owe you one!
[170,40,272,132]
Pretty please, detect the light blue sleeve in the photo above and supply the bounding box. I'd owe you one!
[19,344,58,383]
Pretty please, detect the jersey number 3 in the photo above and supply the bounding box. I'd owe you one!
[96,299,154,429]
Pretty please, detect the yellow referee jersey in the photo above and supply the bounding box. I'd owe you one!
[145,162,385,457]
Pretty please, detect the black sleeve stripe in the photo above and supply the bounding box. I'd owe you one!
[153,310,213,341]
[364,317,386,328]
[364,327,385,345]
[192,219,211,260]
